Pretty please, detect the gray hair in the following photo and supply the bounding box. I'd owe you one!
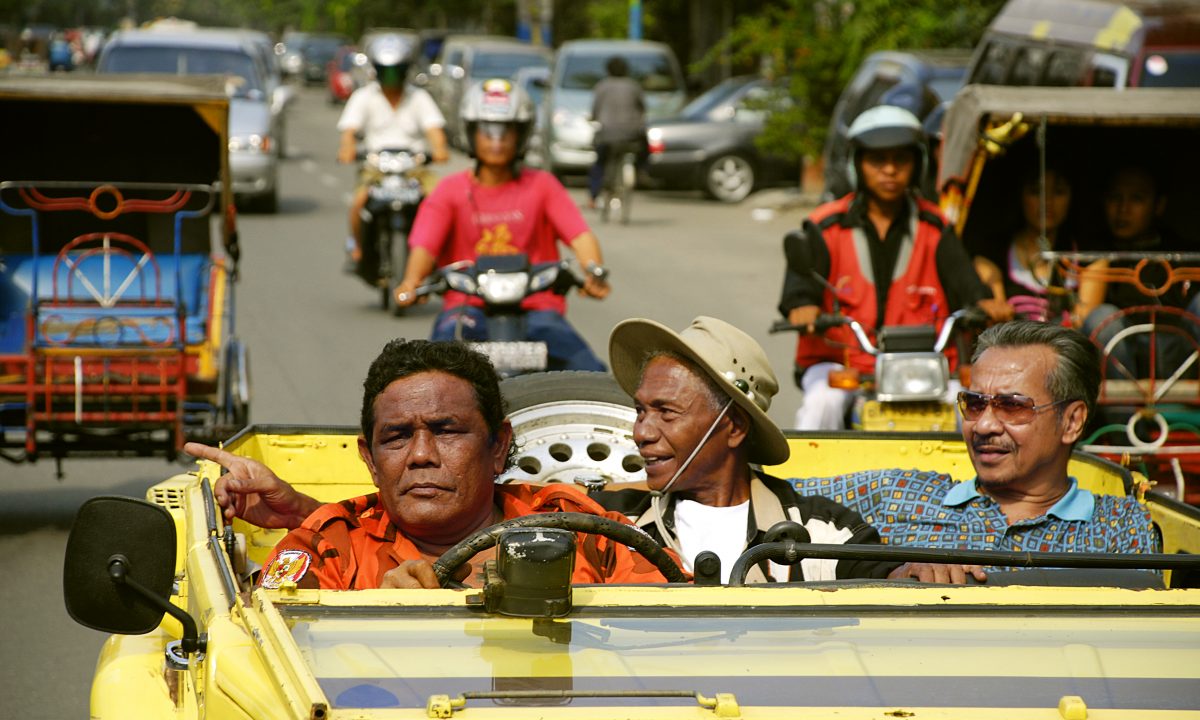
[972,320,1099,424]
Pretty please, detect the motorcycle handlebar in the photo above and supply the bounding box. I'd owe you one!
[773,308,979,357]
[355,148,429,166]
[769,314,846,335]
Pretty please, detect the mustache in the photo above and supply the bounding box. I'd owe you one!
[972,436,1015,453]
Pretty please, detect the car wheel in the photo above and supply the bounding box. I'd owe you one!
[498,371,642,487]
[704,153,755,203]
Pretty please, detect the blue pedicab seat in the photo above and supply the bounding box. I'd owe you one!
[0,251,211,353]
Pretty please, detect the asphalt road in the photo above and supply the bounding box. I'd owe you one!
[0,83,812,717]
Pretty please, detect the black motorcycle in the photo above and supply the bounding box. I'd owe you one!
[354,148,425,315]
[414,253,604,377]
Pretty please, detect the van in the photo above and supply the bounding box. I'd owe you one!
[537,39,686,176]
[967,0,1200,88]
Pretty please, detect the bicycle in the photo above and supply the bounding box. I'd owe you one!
[598,140,639,225]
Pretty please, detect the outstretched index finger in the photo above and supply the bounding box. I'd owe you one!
[183,441,239,471]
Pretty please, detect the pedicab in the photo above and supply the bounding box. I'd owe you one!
[0,75,248,469]
[938,84,1200,504]
[61,366,1200,718]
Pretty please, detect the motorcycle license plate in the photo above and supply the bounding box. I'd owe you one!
[469,341,547,374]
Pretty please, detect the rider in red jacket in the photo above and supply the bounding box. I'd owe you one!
[777,105,1003,430]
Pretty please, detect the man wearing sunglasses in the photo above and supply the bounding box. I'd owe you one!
[795,320,1159,582]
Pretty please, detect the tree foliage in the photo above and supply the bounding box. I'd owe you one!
[706,0,1004,161]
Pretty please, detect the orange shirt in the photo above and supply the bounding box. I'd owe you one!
[260,484,671,589]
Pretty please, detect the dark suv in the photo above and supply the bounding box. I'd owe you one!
[821,49,970,201]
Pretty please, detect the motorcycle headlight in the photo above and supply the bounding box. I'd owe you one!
[478,271,529,305]
[229,134,271,153]
[874,353,948,402]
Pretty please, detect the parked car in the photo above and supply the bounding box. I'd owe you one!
[444,41,551,147]
[301,33,350,85]
[968,0,1200,89]
[536,39,686,177]
[97,27,281,212]
[821,49,970,201]
[327,44,366,104]
[645,75,799,203]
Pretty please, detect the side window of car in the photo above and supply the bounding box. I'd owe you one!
[733,86,770,123]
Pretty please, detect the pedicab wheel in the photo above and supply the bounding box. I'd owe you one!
[498,371,644,487]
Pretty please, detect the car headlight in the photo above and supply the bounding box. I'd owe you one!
[874,353,948,402]
[478,271,529,305]
[229,134,272,153]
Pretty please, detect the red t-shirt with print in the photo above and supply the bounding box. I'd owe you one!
[408,168,590,314]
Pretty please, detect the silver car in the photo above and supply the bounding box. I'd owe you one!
[97,27,281,212]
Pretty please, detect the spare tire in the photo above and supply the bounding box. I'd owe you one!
[499,371,644,486]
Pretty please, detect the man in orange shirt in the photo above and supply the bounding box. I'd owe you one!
[187,339,667,589]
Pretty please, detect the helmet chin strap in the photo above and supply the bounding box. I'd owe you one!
[649,398,733,557]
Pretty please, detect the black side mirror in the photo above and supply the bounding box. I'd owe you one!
[63,496,177,636]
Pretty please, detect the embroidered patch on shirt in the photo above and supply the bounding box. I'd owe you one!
[262,550,312,588]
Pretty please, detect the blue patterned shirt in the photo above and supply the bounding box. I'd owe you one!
[792,469,1160,569]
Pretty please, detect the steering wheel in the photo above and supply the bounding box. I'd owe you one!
[432,512,688,586]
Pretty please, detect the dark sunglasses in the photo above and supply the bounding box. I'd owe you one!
[957,390,1073,425]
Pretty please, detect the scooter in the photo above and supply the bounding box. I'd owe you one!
[771,308,984,432]
[413,253,605,377]
[354,148,426,315]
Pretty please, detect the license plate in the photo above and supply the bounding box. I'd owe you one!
[469,341,547,373]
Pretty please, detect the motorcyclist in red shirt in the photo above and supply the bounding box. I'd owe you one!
[394,79,610,371]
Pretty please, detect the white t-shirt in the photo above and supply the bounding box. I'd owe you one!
[337,83,445,152]
[674,499,749,584]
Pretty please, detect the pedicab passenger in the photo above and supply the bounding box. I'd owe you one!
[778,105,1008,431]
[186,339,670,590]
[1075,164,1200,379]
[792,320,1161,575]
[972,161,1079,323]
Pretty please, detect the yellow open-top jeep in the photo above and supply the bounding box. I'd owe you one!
[65,412,1200,719]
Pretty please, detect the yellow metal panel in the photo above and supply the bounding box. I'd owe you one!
[89,633,186,719]
[1093,6,1142,51]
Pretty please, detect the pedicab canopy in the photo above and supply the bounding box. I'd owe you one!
[936,84,1200,244]
[0,74,232,253]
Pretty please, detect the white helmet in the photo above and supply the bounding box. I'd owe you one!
[460,78,536,157]
[845,104,927,189]
[368,34,415,86]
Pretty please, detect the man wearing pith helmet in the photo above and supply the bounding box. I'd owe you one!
[597,315,899,583]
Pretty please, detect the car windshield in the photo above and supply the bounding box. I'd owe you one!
[102,46,263,97]
[1139,50,1200,87]
[680,77,753,119]
[470,50,548,80]
[561,51,680,92]
[276,601,1194,711]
